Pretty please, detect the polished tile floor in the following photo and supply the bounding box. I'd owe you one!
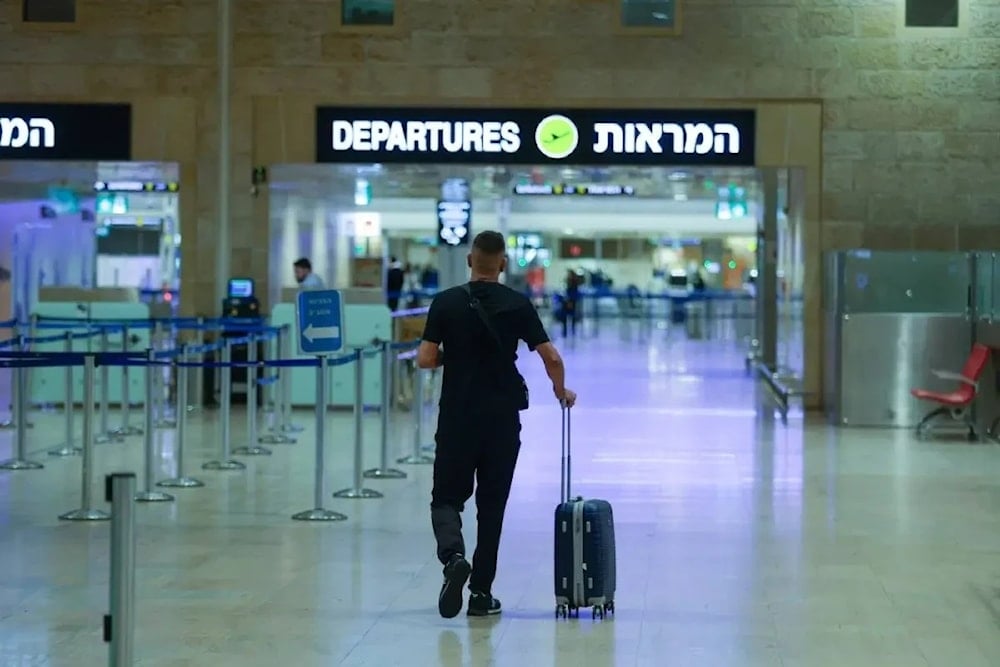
[2,333,1000,666]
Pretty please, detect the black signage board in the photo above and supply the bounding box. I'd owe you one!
[316,107,755,167]
[438,178,471,246]
[0,103,131,161]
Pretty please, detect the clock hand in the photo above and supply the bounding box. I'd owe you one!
[545,131,569,143]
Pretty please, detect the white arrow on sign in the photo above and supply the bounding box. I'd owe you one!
[303,324,340,342]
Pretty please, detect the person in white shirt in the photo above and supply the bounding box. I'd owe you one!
[293,257,324,290]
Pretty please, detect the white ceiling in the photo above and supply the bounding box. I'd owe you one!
[268,163,760,202]
[0,161,178,200]
[270,194,758,237]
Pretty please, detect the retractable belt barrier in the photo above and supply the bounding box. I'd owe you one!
[0,332,423,523]
[1,316,428,664]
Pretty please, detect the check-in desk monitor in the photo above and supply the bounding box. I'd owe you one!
[223,278,259,319]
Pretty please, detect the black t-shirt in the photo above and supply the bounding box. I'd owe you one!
[422,281,550,414]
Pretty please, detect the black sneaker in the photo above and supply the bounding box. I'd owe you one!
[438,555,472,618]
[467,591,502,617]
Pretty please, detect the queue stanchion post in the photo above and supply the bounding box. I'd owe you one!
[157,345,204,488]
[0,331,17,430]
[398,355,434,466]
[95,328,123,444]
[279,326,304,434]
[0,354,12,428]
[60,354,111,521]
[48,330,83,457]
[154,322,177,429]
[202,337,245,471]
[258,331,295,443]
[293,355,348,522]
[26,314,39,414]
[233,335,271,456]
[262,329,275,415]
[105,472,136,666]
[364,340,406,480]
[333,347,383,499]
[135,349,173,503]
[113,325,142,437]
[2,333,35,431]
[189,317,205,412]
[0,355,44,470]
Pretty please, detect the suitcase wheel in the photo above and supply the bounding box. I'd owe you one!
[555,604,579,620]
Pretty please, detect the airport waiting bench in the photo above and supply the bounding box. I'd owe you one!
[910,342,991,441]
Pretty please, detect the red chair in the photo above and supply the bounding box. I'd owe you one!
[910,343,991,439]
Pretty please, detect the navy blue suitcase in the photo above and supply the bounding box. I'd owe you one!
[554,407,616,619]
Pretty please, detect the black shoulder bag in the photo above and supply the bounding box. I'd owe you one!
[461,283,529,411]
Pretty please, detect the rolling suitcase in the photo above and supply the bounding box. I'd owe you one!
[554,406,617,620]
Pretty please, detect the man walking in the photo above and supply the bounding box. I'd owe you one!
[416,230,577,618]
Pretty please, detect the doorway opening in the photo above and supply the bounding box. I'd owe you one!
[0,160,182,414]
[265,162,804,413]
[0,160,182,324]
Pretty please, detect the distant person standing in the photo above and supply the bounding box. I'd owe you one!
[293,258,324,290]
[562,270,581,339]
[416,230,576,619]
[386,256,405,311]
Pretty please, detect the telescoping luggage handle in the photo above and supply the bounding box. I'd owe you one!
[560,404,572,503]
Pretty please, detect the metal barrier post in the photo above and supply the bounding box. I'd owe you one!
[364,340,406,480]
[9,332,36,430]
[154,322,176,428]
[0,360,44,470]
[233,336,270,456]
[202,338,245,471]
[113,326,142,437]
[258,331,295,444]
[261,330,275,414]
[293,355,347,522]
[0,357,13,428]
[398,362,434,465]
[278,326,303,433]
[49,330,83,457]
[190,317,205,411]
[157,346,204,488]
[26,314,40,411]
[135,350,173,503]
[0,332,19,430]
[105,472,136,666]
[96,329,123,444]
[60,354,111,521]
[333,348,382,499]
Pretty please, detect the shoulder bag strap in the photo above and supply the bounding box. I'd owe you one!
[461,283,508,354]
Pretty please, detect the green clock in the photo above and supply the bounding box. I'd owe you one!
[535,114,579,160]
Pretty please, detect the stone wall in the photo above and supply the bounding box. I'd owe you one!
[2,0,999,314]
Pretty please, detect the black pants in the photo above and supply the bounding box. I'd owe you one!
[431,408,521,594]
[561,308,578,338]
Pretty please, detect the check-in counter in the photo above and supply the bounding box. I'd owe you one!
[30,289,151,406]
[271,288,392,408]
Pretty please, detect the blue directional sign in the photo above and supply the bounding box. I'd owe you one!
[295,289,345,355]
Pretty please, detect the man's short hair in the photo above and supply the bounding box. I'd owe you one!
[293,258,312,270]
[472,231,506,256]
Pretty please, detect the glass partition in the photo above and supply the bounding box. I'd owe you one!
[840,250,970,314]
